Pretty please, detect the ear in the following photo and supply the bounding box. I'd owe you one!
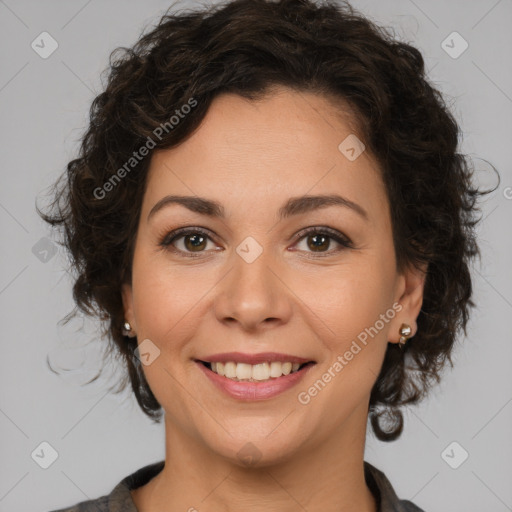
[121,282,136,332]
[389,261,428,344]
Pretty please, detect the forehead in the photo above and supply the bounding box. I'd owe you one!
[142,88,389,224]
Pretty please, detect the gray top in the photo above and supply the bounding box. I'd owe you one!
[49,460,425,512]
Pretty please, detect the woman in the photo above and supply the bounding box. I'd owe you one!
[41,0,489,510]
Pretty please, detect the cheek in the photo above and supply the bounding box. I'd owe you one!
[130,243,208,337]
[295,258,395,346]
[297,256,396,408]
[129,259,205,414]
[294,270,395,427]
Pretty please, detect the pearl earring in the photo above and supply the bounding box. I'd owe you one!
[122,321,135,337]
[398,323,412,349]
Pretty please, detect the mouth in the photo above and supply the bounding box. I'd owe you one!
[195,357,316,400]
[196,360,315,382]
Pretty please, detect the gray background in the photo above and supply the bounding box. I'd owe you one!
[1,0,511,511]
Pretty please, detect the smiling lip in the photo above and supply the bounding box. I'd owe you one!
[197,352,313,365]
[195,360,316,401]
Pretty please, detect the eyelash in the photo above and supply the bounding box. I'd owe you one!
[159,226,354,259]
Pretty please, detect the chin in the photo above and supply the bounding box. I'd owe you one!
[200,422,306,469]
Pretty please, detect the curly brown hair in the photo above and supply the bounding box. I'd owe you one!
[38,0,494,441]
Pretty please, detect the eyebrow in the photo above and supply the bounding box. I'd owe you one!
[147,194,368,222]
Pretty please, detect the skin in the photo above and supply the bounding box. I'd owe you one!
[122,86,427,512]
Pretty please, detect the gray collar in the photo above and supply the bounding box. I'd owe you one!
[56,459,425,512]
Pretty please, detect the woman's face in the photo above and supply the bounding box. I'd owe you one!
[122,86,426,466]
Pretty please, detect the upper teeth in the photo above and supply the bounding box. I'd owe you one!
[210,361,302,381]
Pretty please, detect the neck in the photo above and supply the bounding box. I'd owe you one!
[132,403,377,512]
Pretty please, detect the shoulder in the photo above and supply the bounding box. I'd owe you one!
[364,461,427,512]
[398,499,427,511]
[47,460,165,512]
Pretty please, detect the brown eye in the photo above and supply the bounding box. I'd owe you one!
[293,227,353,257]
[182,233,208,252]
[306,233,331,252]
[160,227,218,257]
[160,226,353,259]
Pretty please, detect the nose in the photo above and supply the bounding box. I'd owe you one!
[213,246,293,333]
